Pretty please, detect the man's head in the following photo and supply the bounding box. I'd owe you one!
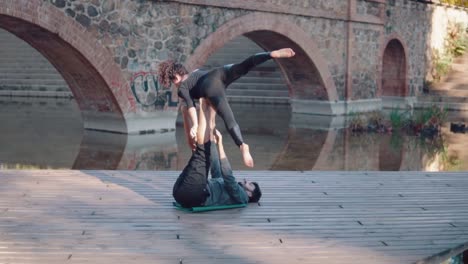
[157,60,188,88]
[239,179,262,203]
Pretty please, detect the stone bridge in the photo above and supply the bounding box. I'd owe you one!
[0,0,467,134]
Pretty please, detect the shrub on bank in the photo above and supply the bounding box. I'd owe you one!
[430,22,468,81]
[348,105,447,138]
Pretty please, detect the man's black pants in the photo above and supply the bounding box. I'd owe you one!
[173,142,211,208]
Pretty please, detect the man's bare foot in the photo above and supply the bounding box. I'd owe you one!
[271,48,295,58]
[240,143,254,168]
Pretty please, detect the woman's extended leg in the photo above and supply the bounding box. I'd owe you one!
[208,95,253,168]
[223,52,272,86]
[202,48,295,167]
[223,48,295,86]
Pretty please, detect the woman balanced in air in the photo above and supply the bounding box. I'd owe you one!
[157,48,295,168]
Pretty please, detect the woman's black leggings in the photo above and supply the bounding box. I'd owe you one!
[201,52,272,146]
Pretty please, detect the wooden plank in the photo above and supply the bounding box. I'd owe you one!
[0,170,467,264]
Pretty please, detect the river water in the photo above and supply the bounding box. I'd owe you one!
[0,97,467,171]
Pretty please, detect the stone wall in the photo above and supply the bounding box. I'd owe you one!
[385,0,432,96]
[385,0,468,96]
[351,25,382,99]
[48,0,248,74]
[2,0,468,118]
[171,0,348,19]
[44,0,344,103]
[294,17,348,100]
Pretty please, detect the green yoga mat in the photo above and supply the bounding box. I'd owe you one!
[173,202,246,212]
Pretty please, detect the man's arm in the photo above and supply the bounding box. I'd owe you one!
[209,141,222,179]
[215,130,248,204]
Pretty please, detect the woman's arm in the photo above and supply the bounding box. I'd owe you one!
[187,106,198,143]
[181,105,196,150]
[178,87,198,147]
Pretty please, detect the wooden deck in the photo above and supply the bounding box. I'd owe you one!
[0,170,467,264]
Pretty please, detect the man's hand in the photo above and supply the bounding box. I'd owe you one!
[214,129,223,145]
[215,129,227,160]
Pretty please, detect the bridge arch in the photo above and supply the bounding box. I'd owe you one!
[186,13,338,102]
[270,127,334,171]
[380,35,409,97]
[0,1,133,133]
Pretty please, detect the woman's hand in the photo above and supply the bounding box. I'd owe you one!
[190,125,198,142]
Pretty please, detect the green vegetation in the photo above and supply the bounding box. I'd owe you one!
[348,114,367,132]
[431,22,468,81]
[348,106,460,171]
[349,105,448,137]
[0,163,56,170]
[349,111,387,133]
[440,0,468,8]
[446,22,468,57]
[389,108,411,130]
[432,50,453,81]
[440,144,462,171]
[415,105,447,127]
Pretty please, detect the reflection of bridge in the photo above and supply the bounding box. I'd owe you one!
[1,0,466,133]
[0,98,438,171]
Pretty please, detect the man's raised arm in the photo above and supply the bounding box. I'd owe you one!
[214,130,248,204]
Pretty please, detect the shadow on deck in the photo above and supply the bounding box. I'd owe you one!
[0,170,467,264]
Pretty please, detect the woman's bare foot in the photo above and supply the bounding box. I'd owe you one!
[270,48,295,58]
[240,143,254,168]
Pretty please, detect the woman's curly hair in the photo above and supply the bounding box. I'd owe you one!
[157,60,188,88]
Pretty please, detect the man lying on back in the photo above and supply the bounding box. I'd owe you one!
[172,98,262,207]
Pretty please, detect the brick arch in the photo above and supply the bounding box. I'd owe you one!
[380,35,409,97]
[186,13,338,102]
[0,1,134,133]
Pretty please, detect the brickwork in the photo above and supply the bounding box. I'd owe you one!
[46,0,342,101]
[382,0,468,97]
[382,39,407,96]
[1,0,468,132]
[356,0,385,20]
[45,0,250,110]
[172,0,348,20]
[384,0,431,97]
[351,26,382,99]
[0,0,131,133]
[187,12,338,101]
[293,17,346,100]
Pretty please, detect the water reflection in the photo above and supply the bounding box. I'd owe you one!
[0,97,466,171]
[0,97,83,169]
